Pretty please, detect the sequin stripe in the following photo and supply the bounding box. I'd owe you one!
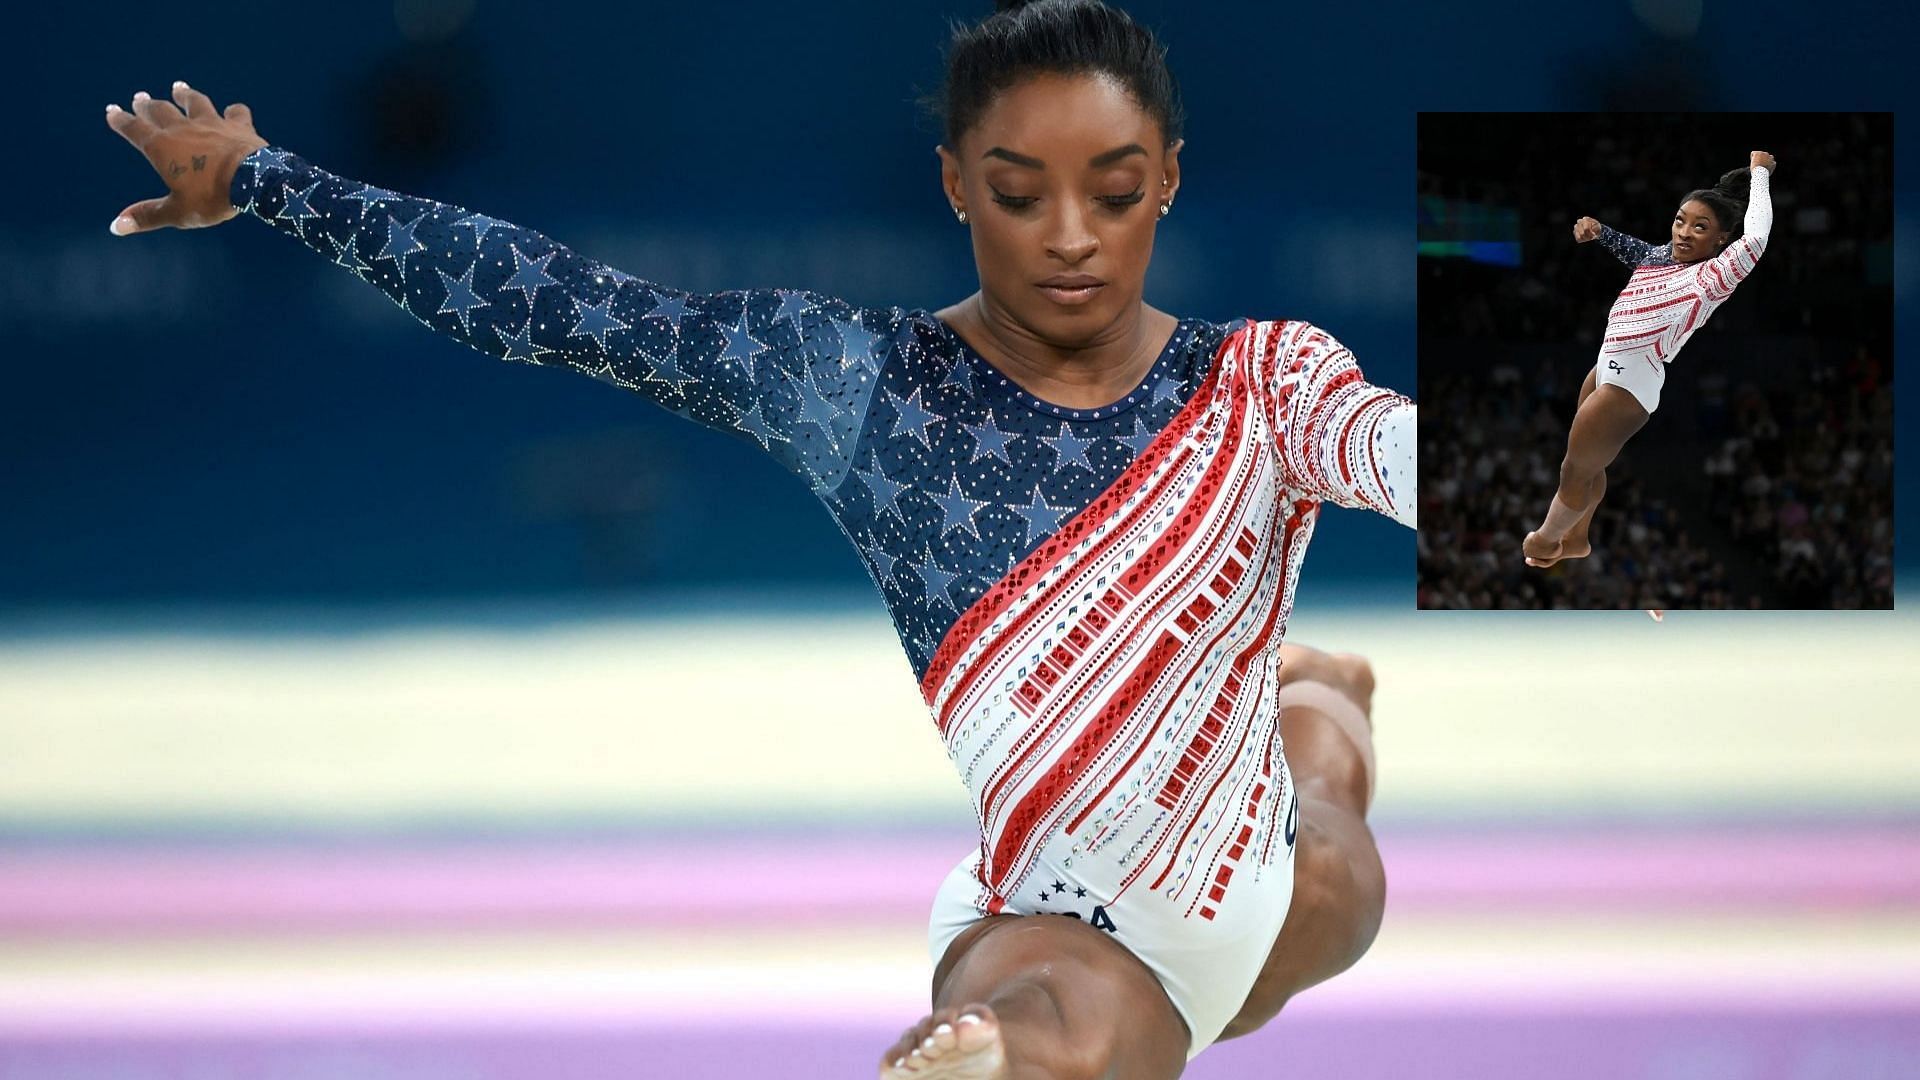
[1255,498,1319,868]
[1716,237,1763,286]
[1151,699,1259,897]
[975,383,1256,825]
[1603,323,1670,346]
[1062,524,1273,840]
[1142,550,1284,897]
[1676,297,1704,337]
[1612,291,1697,319]
[1355,393,1398,517]
[919,324,1244,712]
[1283,366,1363,496]
[1114,505,1295,901]
[976,472,1257,836]
[1333,389,1401,494]
[985,629,1185,892]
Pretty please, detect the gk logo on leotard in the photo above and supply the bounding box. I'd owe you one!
[1607,360,1623,374]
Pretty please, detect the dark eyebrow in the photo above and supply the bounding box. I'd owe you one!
[981,143,1150,169]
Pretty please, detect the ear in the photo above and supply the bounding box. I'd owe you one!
[1162,138,1184,206]
[936,144,965,216]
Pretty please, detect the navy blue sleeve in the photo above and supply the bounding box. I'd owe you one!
[1595,224,1661,267]
[228,145,902,493]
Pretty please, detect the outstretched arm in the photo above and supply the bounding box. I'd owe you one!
[1701,152,1774,300]
[1576,215,1662,267]
[104,81,903,494]
[1271,323,1416,529]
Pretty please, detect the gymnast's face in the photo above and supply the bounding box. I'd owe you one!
[1670,198,1730,263]
[938,72,1182,348]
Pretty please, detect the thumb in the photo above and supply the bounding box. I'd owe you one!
[110,195,175,236]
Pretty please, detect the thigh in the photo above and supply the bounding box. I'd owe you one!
[1214,792,1385,1041]
[933,913,1191,1080]
[1565,383,1650,473]
[1577,365,1599,407]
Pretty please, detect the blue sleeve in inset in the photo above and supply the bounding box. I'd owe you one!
[229,145,901,494]
[1595,224,1662,267]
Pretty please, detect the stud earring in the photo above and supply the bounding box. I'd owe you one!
[1159,202,1171,218]
[955,208,968,224]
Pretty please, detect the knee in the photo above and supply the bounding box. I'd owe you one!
[1279,646,1374,710]
[1331,653,1375,712]
[1557,454,1591,492]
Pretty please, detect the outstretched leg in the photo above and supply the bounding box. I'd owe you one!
[1217,644,1385,1039]
[1525,378,1648,567]
[1556,369,1607,562]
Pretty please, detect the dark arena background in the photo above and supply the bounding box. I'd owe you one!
[1416,112,1895,610]
[4,3,1918,1079]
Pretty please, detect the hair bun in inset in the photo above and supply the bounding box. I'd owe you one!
[1712,166,1751,206]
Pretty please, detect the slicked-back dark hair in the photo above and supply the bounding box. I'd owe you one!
[1683,168,1752,238]
[922,0,1185,150]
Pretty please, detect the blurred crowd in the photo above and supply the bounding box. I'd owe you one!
[1698,347,1895,609]
[1416,113,1893,610]
[1416,356,1760,611]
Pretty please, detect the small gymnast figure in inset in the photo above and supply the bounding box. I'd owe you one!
[1523,151,1776,601]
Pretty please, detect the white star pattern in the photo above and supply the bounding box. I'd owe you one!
[434,262,491,335]
[223,145,1417,701]
[501,244,562,305]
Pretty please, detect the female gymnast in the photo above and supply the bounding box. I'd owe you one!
[102,2,1414,1075]
[1522,151,1776,594]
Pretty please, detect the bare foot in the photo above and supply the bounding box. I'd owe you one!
[1522,530,1564,568]
[879,1005,1007,1079]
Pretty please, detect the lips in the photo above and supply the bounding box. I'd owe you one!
[1036,275,1105,306]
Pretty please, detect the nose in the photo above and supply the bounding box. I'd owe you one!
[1044,203,1099,264]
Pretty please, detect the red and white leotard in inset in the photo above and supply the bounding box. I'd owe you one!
[926,320,1414,1058]
[1594,165,1773,412]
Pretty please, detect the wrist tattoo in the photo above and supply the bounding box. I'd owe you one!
[192,155,207,172]
[168,160,186,179]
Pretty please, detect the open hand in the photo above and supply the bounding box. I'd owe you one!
[1750,150,1776,173]
[103,80,269,235]
[1572,216,1601,243]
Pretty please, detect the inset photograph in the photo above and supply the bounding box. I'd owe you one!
[1416,113,1893,610]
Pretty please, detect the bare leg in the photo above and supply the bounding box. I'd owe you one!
[1558,370,1606,560]
[881,912,1189,1079]
[1217,645,1384,1039]
[1525,381,1648,567]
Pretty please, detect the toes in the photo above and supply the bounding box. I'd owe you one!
[952,1007,998,1050]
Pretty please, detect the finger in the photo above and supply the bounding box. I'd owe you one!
[131,89,185,128]
[109,194,178,236]
[104,102,158,147]
[224,101,255,129]
[171,79,217,121]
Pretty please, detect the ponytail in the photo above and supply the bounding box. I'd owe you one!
[1685,166,1751,238]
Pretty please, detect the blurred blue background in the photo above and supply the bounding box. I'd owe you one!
[4,1,1918,1079]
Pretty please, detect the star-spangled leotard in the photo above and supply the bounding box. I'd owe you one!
[1589,166,1774,411]
[229,146,1417,1054]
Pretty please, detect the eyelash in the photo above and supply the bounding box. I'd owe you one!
[991,188,1146,211]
